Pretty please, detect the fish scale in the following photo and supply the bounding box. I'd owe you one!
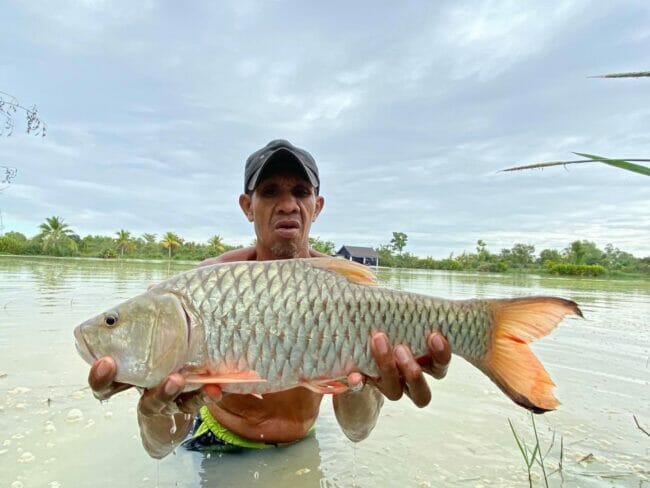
[75,257,581,412]
[159,259,493,394]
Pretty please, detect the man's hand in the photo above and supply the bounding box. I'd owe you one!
[88,356,132,400]
[347,331,451,407]
[88,356,222,459]
[137,374,222,459]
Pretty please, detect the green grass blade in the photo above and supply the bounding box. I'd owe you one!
[528,443,538,468]
[508,419,529,461]
[531,413,549,488]
[573,152,650,176]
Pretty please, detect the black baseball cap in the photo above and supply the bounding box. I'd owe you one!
[244,139,320,193]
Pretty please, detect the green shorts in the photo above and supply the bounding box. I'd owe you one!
[181,406,315,453]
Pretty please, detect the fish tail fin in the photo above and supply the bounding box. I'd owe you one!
[477,297,582,413]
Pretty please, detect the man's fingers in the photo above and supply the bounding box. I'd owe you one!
[202,384,223,402]
[346,372,365,393]
[176,385,222,414]
[395,346,431,408]
[89,357,132,400]
[89,357,116,392]
[427,333,451,380]
[371,333,403,401]
[139,374,185,416]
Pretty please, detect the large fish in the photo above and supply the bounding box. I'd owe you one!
[74,258,582,412]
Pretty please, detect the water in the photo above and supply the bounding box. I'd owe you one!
[0,256,648,487]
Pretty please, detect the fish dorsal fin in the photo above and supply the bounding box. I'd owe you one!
[307,258,377,286]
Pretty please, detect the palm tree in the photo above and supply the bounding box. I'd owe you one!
[139,233,157,256]
[114,229,134,257]
[39,216,74,254]
[208,234,226,255]
[142,233,157,245]
[161,232,182,259]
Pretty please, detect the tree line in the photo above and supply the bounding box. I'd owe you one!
[377,233,649,277]
[0,217,647,277]
[0,216,336,262]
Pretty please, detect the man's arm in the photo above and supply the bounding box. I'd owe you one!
[334,332,451,442]
[89,357,221,459]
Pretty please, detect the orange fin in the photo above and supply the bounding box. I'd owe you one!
[301,379,349,395]
[478,297,582,413]
[185,370,267,385]
[307,258,377,286]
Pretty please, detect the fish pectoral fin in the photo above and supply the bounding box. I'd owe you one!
[301,379,349,395]
[184,370,267,385]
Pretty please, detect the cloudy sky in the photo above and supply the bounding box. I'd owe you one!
[1,0,649,258]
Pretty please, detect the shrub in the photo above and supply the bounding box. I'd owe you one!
[0,235,26,254]
[545,261,606,276]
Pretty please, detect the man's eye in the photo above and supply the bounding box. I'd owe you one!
[294,187,311,198]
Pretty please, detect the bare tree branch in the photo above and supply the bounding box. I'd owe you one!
[0,165,18,192]
[0,90,47,137]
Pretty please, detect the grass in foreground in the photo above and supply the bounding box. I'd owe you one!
[508,414,562,488]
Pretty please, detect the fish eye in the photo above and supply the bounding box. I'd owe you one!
[104,313,119,327]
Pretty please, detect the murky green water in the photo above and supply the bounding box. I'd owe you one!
[0,256,648,487]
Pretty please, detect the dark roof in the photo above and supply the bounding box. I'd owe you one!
[336,245,378,259]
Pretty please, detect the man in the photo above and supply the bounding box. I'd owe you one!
[89,139,451,458]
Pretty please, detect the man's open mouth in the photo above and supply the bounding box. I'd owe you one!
[274,220,301,238]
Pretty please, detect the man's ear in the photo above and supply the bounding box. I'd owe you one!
[239,193,254,222]
[313,195,324,222]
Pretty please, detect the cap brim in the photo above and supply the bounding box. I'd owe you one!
[246,148,319,191]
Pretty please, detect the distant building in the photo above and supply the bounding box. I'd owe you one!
[335,245,379,266]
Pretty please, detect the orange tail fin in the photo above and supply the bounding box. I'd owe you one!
[477,297,582,413]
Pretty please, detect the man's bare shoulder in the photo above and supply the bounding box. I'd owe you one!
[199,247,257,267]
[308,249,330,258]
[200,247,330,268]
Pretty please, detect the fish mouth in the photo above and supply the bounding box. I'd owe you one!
[74,326,97,365]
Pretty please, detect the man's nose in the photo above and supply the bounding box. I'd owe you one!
[276,192,300,213]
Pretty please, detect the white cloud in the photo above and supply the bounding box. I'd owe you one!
[1,0,648,260]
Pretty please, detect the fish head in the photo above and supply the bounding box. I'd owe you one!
[74,291,189,388]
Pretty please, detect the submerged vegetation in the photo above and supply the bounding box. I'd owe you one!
[0,217,647,278]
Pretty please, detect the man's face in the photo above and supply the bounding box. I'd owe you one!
[239,166,324,259]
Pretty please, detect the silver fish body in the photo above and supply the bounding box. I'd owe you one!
[75,258,581,411]
[163,259,490,390]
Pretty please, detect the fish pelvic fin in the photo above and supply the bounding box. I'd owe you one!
[478,297,582,413]
[307,258,377,286]
[184,370,267,385]
[301,379,349,395]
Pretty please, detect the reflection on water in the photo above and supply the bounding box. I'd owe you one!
[1,256,648,487]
